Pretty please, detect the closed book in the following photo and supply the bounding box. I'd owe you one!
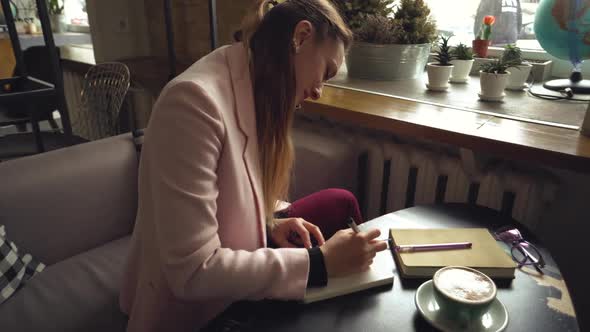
[389,228,517,279]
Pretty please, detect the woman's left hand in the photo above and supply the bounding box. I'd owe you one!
[271,218,326,249]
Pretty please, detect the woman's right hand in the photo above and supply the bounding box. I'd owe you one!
[319,228,388,277]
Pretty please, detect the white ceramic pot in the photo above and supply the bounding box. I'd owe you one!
[426,63,454,91]
[450,59,474,83]
[479,70,511,101]
[50,14,67,33]
[506,63,533,90]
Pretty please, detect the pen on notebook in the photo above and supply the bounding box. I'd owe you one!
[395,242,472,253]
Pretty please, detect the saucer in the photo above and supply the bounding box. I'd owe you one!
[426,83,449,91]
[505,84,527,91]
[450,77,469,83]
[415,280,509,332]
[478,92,505,102]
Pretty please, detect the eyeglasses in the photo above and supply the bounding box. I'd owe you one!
[493,226,545,272]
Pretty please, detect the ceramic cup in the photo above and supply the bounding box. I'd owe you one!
[432,266,497,325]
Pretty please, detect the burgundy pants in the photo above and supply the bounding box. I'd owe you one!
[279,188,364,239]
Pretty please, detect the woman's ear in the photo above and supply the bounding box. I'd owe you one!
[292,20,314,52]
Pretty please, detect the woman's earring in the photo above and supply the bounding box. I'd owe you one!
[292,41,299,54]
[295,104,302,110]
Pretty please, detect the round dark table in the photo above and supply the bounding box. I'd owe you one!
[247,204,580,332]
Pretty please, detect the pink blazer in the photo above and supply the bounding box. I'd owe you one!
[119,43,310,332]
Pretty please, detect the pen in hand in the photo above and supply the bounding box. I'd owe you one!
[347,217,361,233]
[348,217,390,248]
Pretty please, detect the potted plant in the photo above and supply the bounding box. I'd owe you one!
[502,44,532,90]
[426,35,454,90]
[48,0,66,33]
[479,58,519,101]
[450,43,474,83]
[529,59,553,82]
[473,15,495,58]
[334,0,437,80]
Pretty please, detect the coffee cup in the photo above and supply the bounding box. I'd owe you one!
[432,266,497,325]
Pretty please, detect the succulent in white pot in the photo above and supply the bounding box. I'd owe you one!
[48,0,67,33]
[502,44,532,90]
[479,59,519,101]
[450,43,474,83]
[426,35,454,91]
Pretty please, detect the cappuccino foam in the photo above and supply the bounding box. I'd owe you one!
[435,268,495,303]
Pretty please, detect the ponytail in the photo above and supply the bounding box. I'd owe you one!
[236,0,278,47]
[237,0,353,223]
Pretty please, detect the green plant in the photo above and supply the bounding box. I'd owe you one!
[477,15,495,40]
[392,0,437,44]
[353,14,400,44]
[501,44,525,65]
[48,0,64,15]
[332,0,437,44]
[433,35,454,65]
[479,58,519,74]
[452,43,474,60]
[331,0,395,30]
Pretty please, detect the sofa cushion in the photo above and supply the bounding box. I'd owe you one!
[0,236,130,332]
[0,134,139,265]
[0,225,45,304]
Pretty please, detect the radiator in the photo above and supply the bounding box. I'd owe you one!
[292,116,559,232]
[368,139,559,231]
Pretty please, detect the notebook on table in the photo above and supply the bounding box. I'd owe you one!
[303,249,394,304]
[389,228,517,279]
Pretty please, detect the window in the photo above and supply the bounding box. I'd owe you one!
[9,0,88,30]
[423,0,542,51]
[64,0,88,27]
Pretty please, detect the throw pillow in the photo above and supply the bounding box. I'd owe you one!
[0,225,45,304]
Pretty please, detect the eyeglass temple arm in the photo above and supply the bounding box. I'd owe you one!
[516,244,546,268]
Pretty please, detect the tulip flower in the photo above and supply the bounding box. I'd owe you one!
[479,15,495,40]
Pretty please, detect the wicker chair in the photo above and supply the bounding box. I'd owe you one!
[71,62,131,141]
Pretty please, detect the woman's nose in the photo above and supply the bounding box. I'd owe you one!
[311,85,323,100]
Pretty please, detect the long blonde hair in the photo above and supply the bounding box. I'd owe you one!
[238,0,352,224]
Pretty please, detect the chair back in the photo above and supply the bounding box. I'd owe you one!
[72,62,130,140]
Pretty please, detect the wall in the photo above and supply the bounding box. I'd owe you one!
[86,0,150,62]
[86,0,251,128]
[142,0,250,62]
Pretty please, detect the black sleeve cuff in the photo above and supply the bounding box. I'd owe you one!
[306,247,328,288]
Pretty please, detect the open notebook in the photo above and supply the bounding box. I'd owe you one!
[303,249,394,304]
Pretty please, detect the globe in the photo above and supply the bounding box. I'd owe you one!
[534,0,590,93]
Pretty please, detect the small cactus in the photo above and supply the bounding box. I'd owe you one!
[434,35,454,66]
[452,43,474,60]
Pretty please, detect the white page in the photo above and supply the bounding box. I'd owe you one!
[303,249,394,304]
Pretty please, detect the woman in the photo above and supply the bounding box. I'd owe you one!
[120,0,388,331]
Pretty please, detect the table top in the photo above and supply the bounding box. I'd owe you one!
[243,204,579,332]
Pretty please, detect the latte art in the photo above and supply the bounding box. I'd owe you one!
[435,267,495,303]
